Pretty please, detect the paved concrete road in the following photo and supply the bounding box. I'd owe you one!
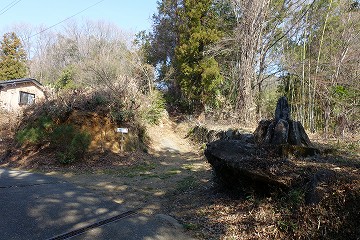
[0,168,195,240]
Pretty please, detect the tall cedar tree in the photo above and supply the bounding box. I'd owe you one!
[175,0,223,110]
[0,32,27,80]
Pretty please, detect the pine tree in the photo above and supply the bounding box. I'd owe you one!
[0,32,28,80]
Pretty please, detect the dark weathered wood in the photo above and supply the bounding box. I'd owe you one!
[254,96,313,148]
[275,96,290,121]
[272,119,289,145]
[288,120,313,146]
[205,140,293,194]
[205,96,321,196]
[253,119,271,144]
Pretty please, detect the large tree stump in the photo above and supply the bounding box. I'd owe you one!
[254,96,313,148]
[204,96,320,195]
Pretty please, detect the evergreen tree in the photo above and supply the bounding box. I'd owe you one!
[175,0,223,110]
[146,0,180,81]
[0,32,28,80]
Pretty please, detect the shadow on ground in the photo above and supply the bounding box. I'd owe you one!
[1,124,359,239]
[0,167,196,240]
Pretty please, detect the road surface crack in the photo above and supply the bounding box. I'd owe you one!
[0,181,66,189]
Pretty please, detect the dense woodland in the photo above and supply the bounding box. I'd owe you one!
[1,0,359,136]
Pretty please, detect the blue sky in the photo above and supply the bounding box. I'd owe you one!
[0,0,158,35]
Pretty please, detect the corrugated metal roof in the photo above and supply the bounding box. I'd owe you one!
[0,78,42,88]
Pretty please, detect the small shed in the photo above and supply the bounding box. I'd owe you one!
[0,78,45,112]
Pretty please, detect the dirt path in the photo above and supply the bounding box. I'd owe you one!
[2,113,359,239]
[47,117,212,222]
[0,113,213,239]
[147,117,195,153]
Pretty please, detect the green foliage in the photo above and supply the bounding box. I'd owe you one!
[332,85,350,99]
[278,0,360,133]
[56,130,91,164]
[110,109,134,124]
[330,84,359,122]
[145,0,180,79]
[55,65,76,90]
[277,73,301,102]
[0,32,27,80]
[175,0,223,110]
[16,116,91,164]
[16,127,43,145]
[92,94,108,106]
[49,124,75,146]
[49,124,91,164]
[211,0,237,33]
[142,90,166,124]
[134,30,153,65]
[144,0,237,113]
[85,95,136,124]
[176,176,198,192]
[86,92,111,110]
[287,189,304,207]
[256,88,281,119]
[199,57,223,107]
[183,223,199,230]
[277,219,298,233]
[16,115,53,145]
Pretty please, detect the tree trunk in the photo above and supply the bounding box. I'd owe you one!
[232,0,270,124]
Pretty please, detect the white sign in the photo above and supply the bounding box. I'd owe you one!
[116,128,129,133]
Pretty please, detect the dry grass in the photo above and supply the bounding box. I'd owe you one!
[1,112,359,240]
[167,169,359,239]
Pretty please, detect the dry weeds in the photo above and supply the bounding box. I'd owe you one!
[1,113,359,240]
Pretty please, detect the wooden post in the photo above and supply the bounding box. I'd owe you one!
[116,128,128,152]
